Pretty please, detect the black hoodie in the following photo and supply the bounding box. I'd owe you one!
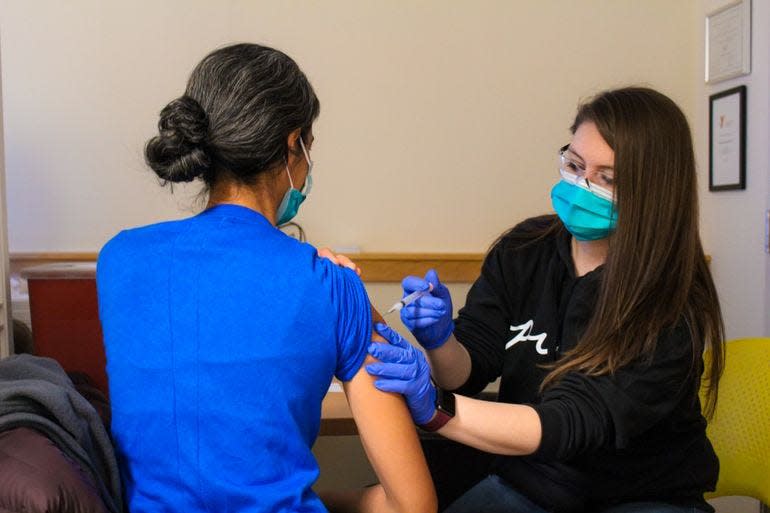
[452,215,717,513]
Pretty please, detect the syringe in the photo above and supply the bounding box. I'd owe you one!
[385,284,434,315]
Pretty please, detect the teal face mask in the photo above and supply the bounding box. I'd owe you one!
[276,137,313,226]
[550,180,617,241]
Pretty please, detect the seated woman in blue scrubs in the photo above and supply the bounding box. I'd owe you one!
[97,43,436,513]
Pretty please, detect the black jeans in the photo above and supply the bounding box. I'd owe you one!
[443,475,707,513]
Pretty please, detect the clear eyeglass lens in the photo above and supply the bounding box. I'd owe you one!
[559,152,586,178]
[557,149,615,202]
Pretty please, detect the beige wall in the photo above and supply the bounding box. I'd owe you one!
[0,0,696,254]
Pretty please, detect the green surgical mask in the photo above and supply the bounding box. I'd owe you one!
[276,137,313,226]
[550,179,617,241]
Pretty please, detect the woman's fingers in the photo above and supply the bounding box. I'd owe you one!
[365,362,419,380]
[401,304,447,321]
[372,379,412,395]
[317,247,339,264]
[411,296,446,311]
[335,253,361,275]
[374,323,410,349]
[317,247,361,275]
[367,342,413,364]
[402,275,431,294]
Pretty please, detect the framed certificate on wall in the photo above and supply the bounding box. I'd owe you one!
[705,0,751,84]
[709,86,746,191]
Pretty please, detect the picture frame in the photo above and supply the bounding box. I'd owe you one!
[705,0,751,84]
[709,86,746,191]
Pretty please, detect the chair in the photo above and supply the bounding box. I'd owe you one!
[702,337,770,511]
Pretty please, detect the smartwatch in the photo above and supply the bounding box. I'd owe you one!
[418,387,456,432]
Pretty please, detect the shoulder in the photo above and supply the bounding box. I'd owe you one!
[96,218,194,286]
[611,321,697,394]
[485,215,564,267]
[492,215,561,251]
[99,219,188,257]
[511,214,561,237]
[651,321,696,367]
[310,251,367,296]
[309,255,371,382]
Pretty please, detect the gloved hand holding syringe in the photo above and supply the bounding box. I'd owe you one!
[385,283,434,315]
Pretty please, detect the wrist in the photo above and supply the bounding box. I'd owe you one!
[414,384,437,425]
[420,320,455,350]
[418,386,455,432]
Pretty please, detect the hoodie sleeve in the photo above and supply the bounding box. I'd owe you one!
[452,240,513,396]
[533,323,699,460]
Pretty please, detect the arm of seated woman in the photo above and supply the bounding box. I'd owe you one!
[367,325,542,457]
[318,311,437,513]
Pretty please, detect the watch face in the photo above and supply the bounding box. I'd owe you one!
[436,388,456,417]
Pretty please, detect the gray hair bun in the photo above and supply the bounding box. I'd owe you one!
[145,96,211,183]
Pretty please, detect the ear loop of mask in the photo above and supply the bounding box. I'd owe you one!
[284,162,296,189]
[286,135,312,194]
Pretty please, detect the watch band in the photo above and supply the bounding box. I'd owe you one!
[418,387,456,432]
[419,409,453,432]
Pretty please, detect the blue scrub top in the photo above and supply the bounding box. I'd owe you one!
[97,204,371,513]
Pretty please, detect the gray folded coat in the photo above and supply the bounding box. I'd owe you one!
[0,354,123,513]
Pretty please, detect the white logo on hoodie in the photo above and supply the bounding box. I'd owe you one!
[506,320,548,355]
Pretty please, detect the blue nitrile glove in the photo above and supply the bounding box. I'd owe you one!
[400,269,454,350]
[366,323,437,426]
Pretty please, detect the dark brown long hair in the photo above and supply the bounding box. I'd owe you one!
[540,87,725,417]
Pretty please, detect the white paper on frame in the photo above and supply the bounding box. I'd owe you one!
[711,93,741,186]
[705,0,751,83]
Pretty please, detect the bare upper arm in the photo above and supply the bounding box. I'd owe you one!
[341,327,437,513]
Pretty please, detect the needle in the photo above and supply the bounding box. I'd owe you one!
[385,284,434,315]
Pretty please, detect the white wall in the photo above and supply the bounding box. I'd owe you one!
[694,0,769,342]
[694,2,768,511]
[756,3,770,336]
[0,0,696,254]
